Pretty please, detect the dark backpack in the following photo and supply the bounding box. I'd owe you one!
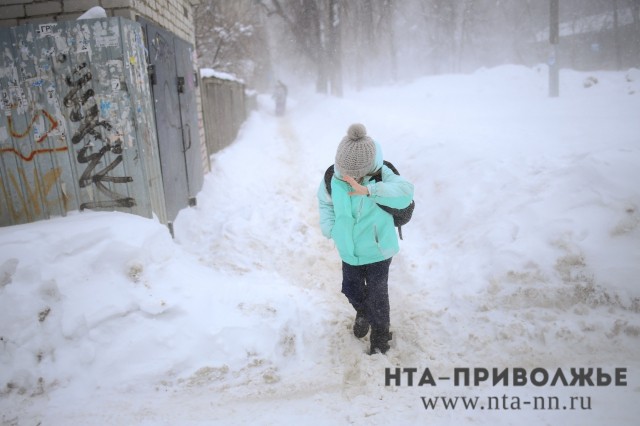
[324,160,415,239]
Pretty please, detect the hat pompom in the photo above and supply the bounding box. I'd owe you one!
[347,123,367,140]
[335,123,376,179]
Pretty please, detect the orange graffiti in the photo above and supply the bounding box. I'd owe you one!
[2,109,66,161]
[7,109,59,143]
[0,146,68,161]
[0,166,67,223]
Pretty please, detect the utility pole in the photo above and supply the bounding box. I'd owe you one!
[329,0,343,97]
[549,0,559,97]
[613,0,622,70]
[634,0,640,67]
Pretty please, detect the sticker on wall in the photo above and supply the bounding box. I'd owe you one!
[40,63,51,72]
[30,78,45,88]
[41,47,55,59]
[19,40,30,61]
[33,121,41,142]
[74,25,92,55]
[77,38,90,54]
[54,34,69,54]
[0,90,7,111]
[46,85,57,105]
[3,66,19,88]
[8,87,28,115]
[37,23,58,37]
[99,99,112,119]
[93,21,119,48]
[107,59,123,73]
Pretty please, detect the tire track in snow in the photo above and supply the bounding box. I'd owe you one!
[270,116,340,290]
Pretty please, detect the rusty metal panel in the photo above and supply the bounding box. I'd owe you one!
[0,17,166,228]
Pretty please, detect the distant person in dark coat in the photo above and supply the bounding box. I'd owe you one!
[273,80,287,116]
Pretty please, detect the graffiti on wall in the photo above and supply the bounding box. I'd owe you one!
[0,57,70,222]
[62,62,135,210]
[1,109,64,160]
[0,167,66,222]
[0,18,158,227]
[0,104,67,222]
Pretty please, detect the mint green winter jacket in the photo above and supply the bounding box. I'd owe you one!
[317,143,414,266]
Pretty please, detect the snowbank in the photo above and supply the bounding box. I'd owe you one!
[1,65,639,425]
[76,7,108,20]
[200,68,244,84]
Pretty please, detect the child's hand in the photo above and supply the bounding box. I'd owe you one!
[344,175,369,196]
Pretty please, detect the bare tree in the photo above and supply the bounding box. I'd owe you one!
[633,0,640,65]
[195,0,270,88]
[195,0,639,94]
[382,0,398,80]
[613,0,622,69]
[259,0,344,94]
[342,0,377,89]
[340,0,401,87]
[329,0,344,96]
[419,0,457,73]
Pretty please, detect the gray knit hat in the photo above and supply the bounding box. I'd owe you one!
[335,123,376,179]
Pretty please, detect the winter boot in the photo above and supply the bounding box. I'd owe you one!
[369,327,392,355]
[353,310,370,338]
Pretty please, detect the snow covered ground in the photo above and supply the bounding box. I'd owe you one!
[1,65,640,425]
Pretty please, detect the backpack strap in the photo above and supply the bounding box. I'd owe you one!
[382,160,399,175]
[324,165,335,195]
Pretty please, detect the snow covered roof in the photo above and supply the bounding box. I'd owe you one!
[200,68,244,84]
[535,7,635,42]
[76,6,108,20]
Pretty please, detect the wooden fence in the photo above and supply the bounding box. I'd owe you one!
[200,72,248,155]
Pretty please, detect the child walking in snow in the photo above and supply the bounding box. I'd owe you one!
[317,123,414,354]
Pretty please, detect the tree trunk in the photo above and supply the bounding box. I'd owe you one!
[354,0,375,90]
[383,0,397,81]
[262,0,329,93]
[613,0,622,70]
[634,0,640,67]
[329,0,343,96]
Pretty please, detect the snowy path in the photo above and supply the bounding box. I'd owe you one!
[170,73,640,424]
[1,66,639,425]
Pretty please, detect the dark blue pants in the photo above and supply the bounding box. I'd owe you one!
[341,258,392,330]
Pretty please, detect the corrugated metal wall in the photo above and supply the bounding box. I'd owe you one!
[0,17,167,227]
[201,77,246,155]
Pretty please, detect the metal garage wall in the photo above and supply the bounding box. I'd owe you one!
[0,17,167,227]
[174,36,204,207]
[139,19,204,225]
